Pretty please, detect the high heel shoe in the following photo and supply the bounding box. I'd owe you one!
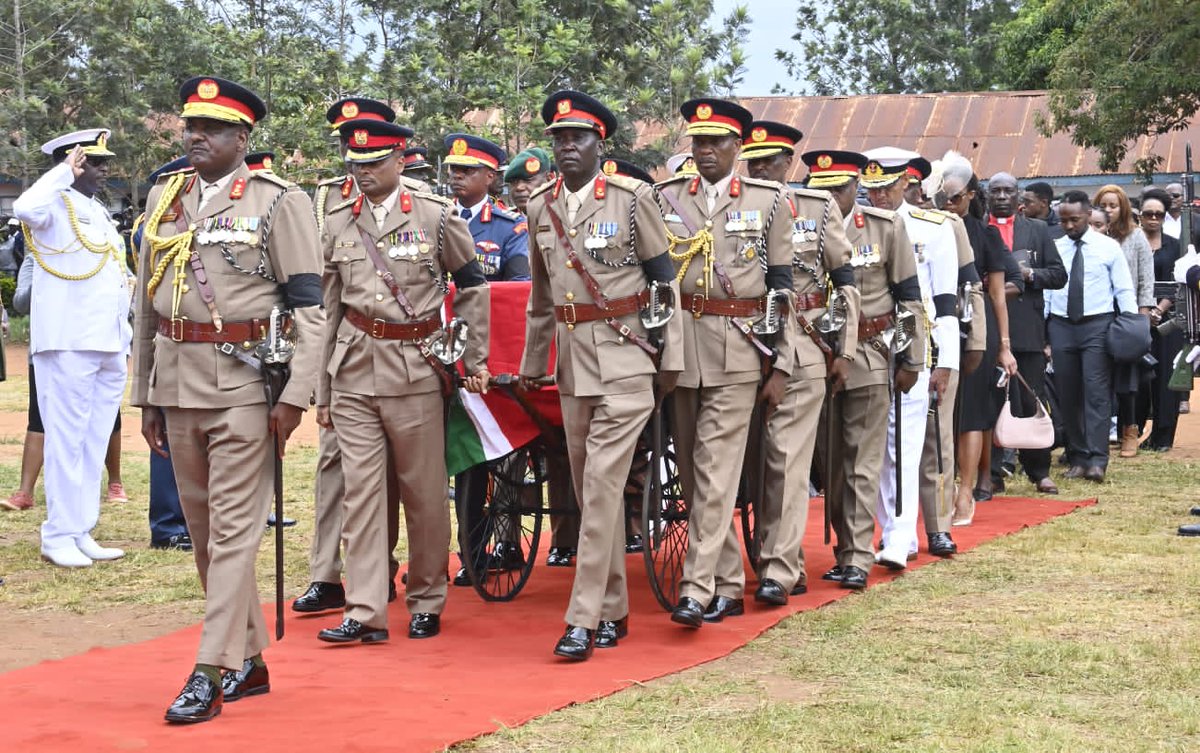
[951,498,975,527]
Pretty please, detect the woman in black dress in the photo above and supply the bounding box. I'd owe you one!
[1138,189,1184,450]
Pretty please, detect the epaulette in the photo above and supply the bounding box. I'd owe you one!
[602,173,644,194]
[790,186,829,202]
[329,195,359,213]
[400,175,431,193]
[249,170,292,189]
[413,190,453,207]
[154,166,195,184]
[908,207,946,224]
[492,205,522,222]
[317,174,350,187]
[741,176,783,191]
[653,174,689,190]
[530,180,557,198]
[860,205,897,221]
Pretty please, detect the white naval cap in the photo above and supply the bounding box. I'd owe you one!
[40,128,115,159]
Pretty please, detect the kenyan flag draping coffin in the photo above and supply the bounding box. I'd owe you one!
[444,281,561,475]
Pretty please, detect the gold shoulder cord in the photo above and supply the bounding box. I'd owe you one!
[142,172,194,321]
[22,192,120,281]
[314,183,330,236]
[666,227,715,291]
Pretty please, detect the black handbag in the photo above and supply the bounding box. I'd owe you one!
[1106,312,1151,363]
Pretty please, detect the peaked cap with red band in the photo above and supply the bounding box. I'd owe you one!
[339,120,414,164]
[443,133,506,171]
[601,158,654,185]
[179,76,266,128]
[402,146,433,172]
[741,120,804,160]
[800,149,869,189]
[680,98,753,138]
[244,151,275,172]
[326,97,396,132]
[541,90,618,140]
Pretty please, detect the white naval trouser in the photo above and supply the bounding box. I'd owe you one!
[32,349,127,551]
[876,369,930,557]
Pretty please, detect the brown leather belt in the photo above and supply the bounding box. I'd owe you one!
[157,316,281,344]
[680,293,764,318]
[859,313,895,340]
[793,292,825,311]
[553,290,650,325]
[345,307,442,340]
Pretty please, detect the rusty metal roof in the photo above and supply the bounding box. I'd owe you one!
[638,91,1200,182]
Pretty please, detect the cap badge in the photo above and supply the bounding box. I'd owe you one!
[261,156,273,170]
[557,99,571,116]
[751,127,767,143]
[353,129,369,147]
[696,104,713,120]
[95,133,108,150]
[525,157,541,173]
[817,154,833,169]
[451,138,468,156]
[341,102,359,118]
[196,79,219,100]
[864,161,884,179]
[602,160,617,175]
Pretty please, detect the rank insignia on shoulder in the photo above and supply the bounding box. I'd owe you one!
[854,211,865,229]
[910,208,945,224]
[229,177,246,200]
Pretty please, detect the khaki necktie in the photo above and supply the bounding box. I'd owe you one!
[566,193,582,224]
[705,185,719,213]
[372,203,388,231]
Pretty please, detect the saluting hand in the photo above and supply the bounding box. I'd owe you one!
[67,146,87,180]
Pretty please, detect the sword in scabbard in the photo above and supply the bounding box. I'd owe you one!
[257,305,294,641]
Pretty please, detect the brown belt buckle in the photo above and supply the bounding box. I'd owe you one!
[370,318,387,339]
[169,318,185,343]
[689,294,706,318]
[561,302,577,327]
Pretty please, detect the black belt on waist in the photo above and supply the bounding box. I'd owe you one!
[1050,313,1113,325]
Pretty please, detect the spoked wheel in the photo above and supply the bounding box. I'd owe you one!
[457,444,544,601]
[641,399,690,612]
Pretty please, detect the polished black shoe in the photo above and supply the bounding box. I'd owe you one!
[409,613,440,639]
[317,618,389,644]
[488,542,525,571]
[625,534,645,553]
[1190,506,1200,517]
[553,625,594,660]
[595,616,629,649]
[1063,465,1087,479]
[839,565,868,590]
[292,581,346,613]
[164,672,222,724]
[927,532,957,558]
[266,513,296,528]
[221,659,269,702]
[388,580,397,603]
[754,578,788,606]
[821,565,845,582]
[1084,466,1105,483]
[670,597,705,628]
[1179,523,1200,537]
[790,582,808,596]
[453,566,472,586]
[702,595,745,623]
[545,546,576,567]
[150,533,193,551]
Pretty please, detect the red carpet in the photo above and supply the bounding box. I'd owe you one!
[1,495,1093,752]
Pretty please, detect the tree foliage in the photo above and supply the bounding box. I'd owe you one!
[776,0,1017,95]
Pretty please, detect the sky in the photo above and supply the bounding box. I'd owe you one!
[711,0,799,96]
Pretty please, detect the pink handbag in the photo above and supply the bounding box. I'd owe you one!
[993,371,1055,450]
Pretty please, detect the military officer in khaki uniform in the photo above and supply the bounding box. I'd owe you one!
[739,122,860,605]
[132,76,326,723]
[294,97,409,615]
[520,90,682,660]
[803,150,927,591]
[316,119,490,645]
[655,99,797,628]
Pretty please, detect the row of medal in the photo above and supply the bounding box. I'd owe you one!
[792,218,819,244]
[387,229,431,260]
[725,210,762,233]
[850,242,882,267]
[584,221,619,249]
[196,216,260,246]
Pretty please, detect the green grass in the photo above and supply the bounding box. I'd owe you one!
[0,366,1198,751]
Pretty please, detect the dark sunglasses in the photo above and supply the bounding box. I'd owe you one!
[84,155,110,167]
[1168,192,1183,198]
[1141,210,1165,219]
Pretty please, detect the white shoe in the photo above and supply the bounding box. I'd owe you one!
[76,535,125,561]
[42,545,93,568]
[876,545,909,571]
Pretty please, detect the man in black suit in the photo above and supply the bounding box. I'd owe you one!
[987,173,1068,492]
[1021,181,1064,239]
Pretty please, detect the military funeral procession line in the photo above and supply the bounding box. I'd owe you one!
[10,74,1200,726]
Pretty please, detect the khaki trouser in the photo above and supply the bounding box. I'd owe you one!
[817,384,891,573]
[673,381,759,605]
[166,404,273,671]
[919,369,958,535]
[332,390,449,627]
[560,389,653,628]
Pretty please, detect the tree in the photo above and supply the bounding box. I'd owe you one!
[776,0,1016,95]
[1005,0,1200,174]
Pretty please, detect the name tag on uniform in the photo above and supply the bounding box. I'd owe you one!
[725,210,762,232]
[792,218,817,243]
[913,242,926,264]
[336,240,356,248]
[584,221,618,249]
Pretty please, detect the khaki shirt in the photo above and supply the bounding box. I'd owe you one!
[131,163,325,410]
[318,186,488,404]
[521,172,682,397]
[655,174,797,389]
[843,203,928,390]
[787,187,861,380]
